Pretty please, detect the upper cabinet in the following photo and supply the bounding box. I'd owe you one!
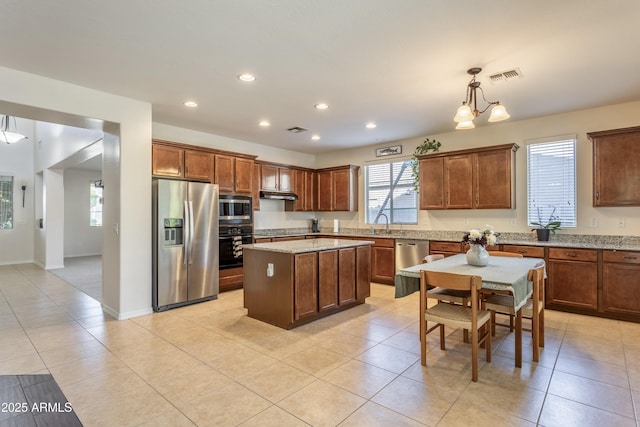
[152,142,211,181]
[285,168,317,212]
[588,126,640,207]
[260,164,292,192]
[418,143,518,210]
[317,165,359,211]
[215,154,254,194]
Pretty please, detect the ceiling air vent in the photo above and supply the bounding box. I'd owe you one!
[287,126,307,133]
[489,68,523,84]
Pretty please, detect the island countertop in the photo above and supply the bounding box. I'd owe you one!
[243,238,374,254]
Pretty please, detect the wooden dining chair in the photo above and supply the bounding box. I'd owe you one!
[420,270,491,382]
[483,251,523,333]
[422,253,471,342]
[483,265,545,363]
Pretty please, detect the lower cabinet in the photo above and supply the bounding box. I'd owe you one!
[318,250,338,312]
[547,248,598,312]
[219,267,244,293]
[294,252,318,320]
[602,250,640,317]
[371,239,395,284]
[339,248,357,305]
[429,240,463,257]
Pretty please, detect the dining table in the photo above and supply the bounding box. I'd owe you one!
[395,253,545,367]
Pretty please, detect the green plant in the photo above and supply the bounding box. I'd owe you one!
[530,206,562,234]
[411,138,442,191]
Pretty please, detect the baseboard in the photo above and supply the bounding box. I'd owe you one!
[101,303,153,320]
[0,259,35,266]
[45,264,65,270]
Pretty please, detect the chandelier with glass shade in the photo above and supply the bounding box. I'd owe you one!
[0,115,28,144]
[453,67,510,130]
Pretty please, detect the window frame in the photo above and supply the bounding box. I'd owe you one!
[0,175,14,230]
[90,181,103,227]
[364,158,418,225]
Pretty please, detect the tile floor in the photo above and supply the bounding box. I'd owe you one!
[1,263,639,426]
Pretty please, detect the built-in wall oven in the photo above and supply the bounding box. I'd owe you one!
[219,195,253,270]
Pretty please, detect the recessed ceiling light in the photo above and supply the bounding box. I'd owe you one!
[238,73,256,82]
[183,101,198,108]
[311,134,321,141]
[314,103,329,110]
[366,122,377,129]
[258,120,270,127]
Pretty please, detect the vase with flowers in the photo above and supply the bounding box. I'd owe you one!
[462,226,498,266]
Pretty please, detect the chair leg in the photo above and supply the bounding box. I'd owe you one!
[540,309,545,347]
[421,319,427,366]
[486,318,492,363]
[463,328,469,343]
[440,324,446,350]
[509,314,514,332]
[471,329,478,382]
[532,309,539,363]
[515,309,523,368]
[490,311,496,336]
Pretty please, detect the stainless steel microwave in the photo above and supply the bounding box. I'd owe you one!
[219,195,252,224]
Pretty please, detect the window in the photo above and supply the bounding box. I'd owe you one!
[365,160,417,224]
[90,181,103,227]
[527,136,576,228]
[0,175,13,230]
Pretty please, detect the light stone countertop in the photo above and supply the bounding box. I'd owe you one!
[243,238,374,254]
[254,228,640,251]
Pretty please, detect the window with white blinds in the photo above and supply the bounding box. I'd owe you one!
[365,160,417,224]
[90,182,103,227]
[0,175,14,230]
[527,137,576,228]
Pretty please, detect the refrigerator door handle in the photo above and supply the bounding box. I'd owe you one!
[188,201,195,265]
[184,201,190,265]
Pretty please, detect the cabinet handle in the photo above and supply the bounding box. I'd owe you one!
[624,256,638,260]
[566,253,577,257]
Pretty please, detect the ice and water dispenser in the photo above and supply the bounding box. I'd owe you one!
[163,218,184,246]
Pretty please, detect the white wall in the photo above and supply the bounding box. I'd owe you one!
[0,118,35,265]
[314,100,640,237]
[0,65,152,320]
[64,169,103,257]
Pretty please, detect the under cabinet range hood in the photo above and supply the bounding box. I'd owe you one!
[259,190,298,201]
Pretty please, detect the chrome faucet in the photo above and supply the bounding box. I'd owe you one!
[374,212,390,234]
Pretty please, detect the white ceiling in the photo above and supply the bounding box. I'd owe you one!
[1,1,640,154]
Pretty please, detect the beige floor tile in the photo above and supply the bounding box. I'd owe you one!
[278,380,366,426]
[74,383,175,427]
[181,335,249,364]
[322,359,397,399]
[371,375,458,425]
[548,371,634,418]
[48,352,127,385]
[438,397,535,427]
[355,343,420,374]
[337,318,401,342]
[176,381,271,426]
[238,361,316,403]
[338,401,424,426]
[124,348,204,382]
[555,352,629,387]
[539,394,636,427]
[0,352,46,375]
[284,346,350,376]
[239,405,308,427]
[315,331,377,357]
[477,354,553,392]
[0,338,37,363]
[379,329,422,354]
[38,338,108,367]
[135,407,197,427]
[207,346,279,380]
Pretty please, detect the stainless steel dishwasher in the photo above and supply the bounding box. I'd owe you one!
[395,239,430,271]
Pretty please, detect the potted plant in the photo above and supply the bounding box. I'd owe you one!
[530,206,561,241]
[411,138,442,191]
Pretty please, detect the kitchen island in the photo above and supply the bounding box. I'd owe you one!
[243,238,373,329]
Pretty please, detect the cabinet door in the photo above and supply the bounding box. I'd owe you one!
[285,169,305,212]
[356,245,371,299]
[445,154,473,209]
[184,150,212,181]
[591,128,640,206]
[214,154,235,192]
[252,163,261,210]
[419,157,445,209]
[474,149,513,208]
[338,248,356,305]
[318,250,338,311]
[603,263,640,316]
[260,164,278,191]
[305,171,317,211]
[547,259,598,310]
[333,169,352,211]
[278,167,293,192]
[152,145,184,178]
[234,158,253,193]
[371,244,395,285]
[294,252,318,320]
[317,170,333,211]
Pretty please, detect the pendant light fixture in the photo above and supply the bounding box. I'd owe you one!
[0,115,27,144]
[453,68,510,130]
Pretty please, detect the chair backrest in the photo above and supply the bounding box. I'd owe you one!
[422,254,445,263]
[487,251,523,258]
[528,264,545,304]
[420,270,483,327]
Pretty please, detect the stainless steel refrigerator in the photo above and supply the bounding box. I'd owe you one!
[152,179,219,311]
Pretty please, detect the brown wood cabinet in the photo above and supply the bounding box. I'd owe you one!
[318,250,339,312]
[252,163,261,211]
[316,165,359,211]
[588,126,640,206]
[501,245,545,258]
[215,154,253,194]
[356,245,371,300]
[429,240,464,257]
[285,169,317,212]
[338,248,357,305]
[547,248,598,312]
[294,252,318,320]
[152,144,212,181]
[219,267,244,292]
[418,144,517,210]
[371,238,395,284]
[260,164,292,192]
[602,250,640,317]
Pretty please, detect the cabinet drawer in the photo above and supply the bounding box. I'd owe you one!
[548,247,597,262]
[430,241,462,253]
[502,245,545,258]
[603,250,640,264]
[371,238,395,248]
[254,238,272,243]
